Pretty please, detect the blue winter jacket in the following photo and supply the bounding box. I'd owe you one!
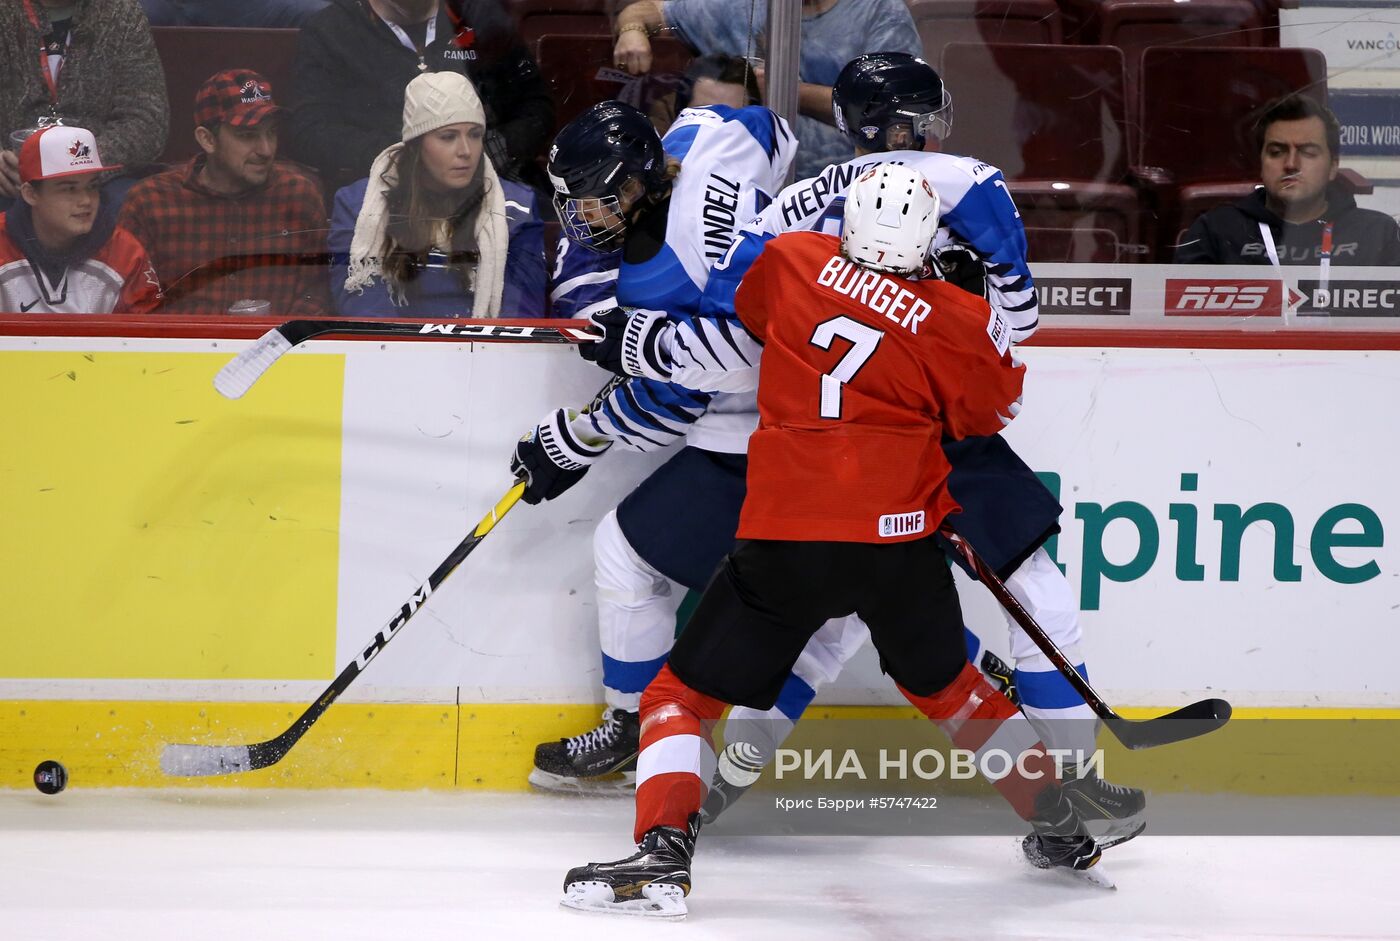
[329,176,547,317]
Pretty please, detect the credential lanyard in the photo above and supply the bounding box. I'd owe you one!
[20,0,64,105]
[1258,220,1333,314]
[384,14,437,71]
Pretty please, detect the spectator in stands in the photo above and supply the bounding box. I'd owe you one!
[1175,95,1400,267]
[0,0,168,205]
[140,0,328,28]
[0,126,160,314]
[329,71,546,317]
[648,53,762,134]
[612,0,920,178]
[288,0,554,192]
[119,70,329,314]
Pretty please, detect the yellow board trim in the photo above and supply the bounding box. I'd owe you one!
[3,701,1398,795]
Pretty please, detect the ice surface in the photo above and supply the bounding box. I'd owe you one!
[1,789,1395,941]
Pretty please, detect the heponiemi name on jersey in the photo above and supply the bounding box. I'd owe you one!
[1296,280,1400,315]
[1035,278,1133,315]
[778,159,883,229]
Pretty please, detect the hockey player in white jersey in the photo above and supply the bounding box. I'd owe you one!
[514,99,798,789]
[584,52,1146,851]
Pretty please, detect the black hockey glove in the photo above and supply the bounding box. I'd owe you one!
[510,407,613,505]
[577,307,630,375]
[933,246,989,299]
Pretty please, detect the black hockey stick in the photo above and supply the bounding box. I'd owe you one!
[162,376,626,777]
[213,319,600,399]
[160,480,526,777]
[939,526,1232,751]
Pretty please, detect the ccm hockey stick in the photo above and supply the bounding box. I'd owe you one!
[213,319,600,399]
[162,376,626,777]
[940,526,1232,751]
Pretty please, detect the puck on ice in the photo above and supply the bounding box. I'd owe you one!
[34,760,68,795]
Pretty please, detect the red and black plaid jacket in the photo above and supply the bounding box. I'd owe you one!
[119,158,330,316]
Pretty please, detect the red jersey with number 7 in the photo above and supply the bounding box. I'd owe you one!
[732,230,1025,543]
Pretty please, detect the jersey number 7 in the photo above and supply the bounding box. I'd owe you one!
[810,315,883,420]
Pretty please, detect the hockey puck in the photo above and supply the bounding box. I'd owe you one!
[33,760,68,795]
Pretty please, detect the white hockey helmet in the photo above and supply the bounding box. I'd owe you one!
[840,164,941,276]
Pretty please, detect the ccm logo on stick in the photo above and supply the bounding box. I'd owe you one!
[1164,280,1282,316]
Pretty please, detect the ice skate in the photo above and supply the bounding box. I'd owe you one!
[1063,764,1146,849]
[529,708,638,793]
[698,741,766,825]
[1023,785,1114,889]
[979,649,1020,706]
[560,815,699,919]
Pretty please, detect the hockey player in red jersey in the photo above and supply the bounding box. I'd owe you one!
[560,165,1107,919]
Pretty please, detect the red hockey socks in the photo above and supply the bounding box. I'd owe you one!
[633,664,728,842]
[899,661,1060,819]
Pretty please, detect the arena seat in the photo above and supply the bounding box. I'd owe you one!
[509,0,613,49]
[1098,0,1266,98]
[1024,225,1126,264]
[941,43,1143,261]
[1135,45,1328,258]
[535,33,694,135]
[151,27,301,164]
[911,0,1062,67]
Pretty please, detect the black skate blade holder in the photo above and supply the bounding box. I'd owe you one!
[941,526,1233,752]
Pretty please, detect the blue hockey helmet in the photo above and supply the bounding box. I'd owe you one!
[832,52,953,153]
[546,100,670,252]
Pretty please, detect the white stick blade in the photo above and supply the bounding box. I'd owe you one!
[213,328,294,399]
[160,743,254,777]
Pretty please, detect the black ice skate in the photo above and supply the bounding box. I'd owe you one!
[530,708,639,793]
[1063,764,1147,849]
[560,815,699,918]
[698,741,766,825]
[1023,784,1114,889]
[979,649,1020,706]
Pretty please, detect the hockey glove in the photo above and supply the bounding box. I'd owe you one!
[933,246,989,299]
[577,306,630,375]
[577,307,673,381]
[510,408,613,505]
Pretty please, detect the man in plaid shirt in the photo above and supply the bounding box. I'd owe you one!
[120,69,328,315]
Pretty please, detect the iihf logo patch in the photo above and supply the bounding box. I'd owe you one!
[878,511,925,537]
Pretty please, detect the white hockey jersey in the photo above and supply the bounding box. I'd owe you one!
[664,150,1038,396]
[563,104,796,454]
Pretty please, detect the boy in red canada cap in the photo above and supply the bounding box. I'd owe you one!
[0,126,160,314]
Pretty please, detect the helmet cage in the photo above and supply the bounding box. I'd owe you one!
[554,191,629,253]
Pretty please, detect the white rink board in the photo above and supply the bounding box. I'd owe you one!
[3,336,1397,708]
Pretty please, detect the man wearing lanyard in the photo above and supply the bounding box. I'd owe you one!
[287,0,554,192]
[1174,95,1400,275]
[0,0,169,203]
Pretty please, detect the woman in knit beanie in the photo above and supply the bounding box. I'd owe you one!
[328,71,545,317]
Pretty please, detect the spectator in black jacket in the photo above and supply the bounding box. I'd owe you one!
[1175,95,1400,267]
[287,0,554,192]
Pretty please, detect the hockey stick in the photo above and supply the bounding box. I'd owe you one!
[939,526,1232,751]
[160,480,525,777]
[162,376,627,777]
[213,319,600,400]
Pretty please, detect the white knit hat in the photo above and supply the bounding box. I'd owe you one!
[402,71,485,142]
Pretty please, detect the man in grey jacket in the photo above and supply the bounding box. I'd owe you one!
[0,0,168,201]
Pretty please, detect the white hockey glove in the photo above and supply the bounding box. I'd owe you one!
[510,408,613,504]
[577,306,673,381]
[617,307,673,382]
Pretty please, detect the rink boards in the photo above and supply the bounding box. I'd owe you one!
[1,328,1398,792]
